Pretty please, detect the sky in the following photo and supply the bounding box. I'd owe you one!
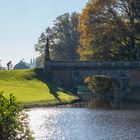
[0,0,88,67]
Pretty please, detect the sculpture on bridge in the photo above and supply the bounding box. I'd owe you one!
[44,37,51,61]
[44,37,52,78]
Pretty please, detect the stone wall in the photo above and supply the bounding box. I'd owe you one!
[130,70,140,87]
[52,70,72,87]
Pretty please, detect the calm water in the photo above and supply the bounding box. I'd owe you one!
[26,108,140,140]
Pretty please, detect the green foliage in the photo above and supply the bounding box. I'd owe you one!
[0,93,33,140]
[85,75,118,95]
[34,33,46,67]
[0,69,78,107]
[35,12,79,63]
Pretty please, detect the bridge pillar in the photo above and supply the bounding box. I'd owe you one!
[44,61,52,80]
[44,37,52,80]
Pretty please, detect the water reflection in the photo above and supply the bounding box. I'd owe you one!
[27,108,140,140]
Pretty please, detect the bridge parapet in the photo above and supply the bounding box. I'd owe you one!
[44,61,140,70]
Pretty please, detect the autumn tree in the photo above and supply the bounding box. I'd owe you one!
[35,12,80,67]
[78,0,140,61]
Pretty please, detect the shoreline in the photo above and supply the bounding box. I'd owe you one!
[22,99,81,109]
[23,99,140,110]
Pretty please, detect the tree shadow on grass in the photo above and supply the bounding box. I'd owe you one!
[34,68,73,104]
[46,81,62,104]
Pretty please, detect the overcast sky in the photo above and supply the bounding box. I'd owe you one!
[0,0,88,67]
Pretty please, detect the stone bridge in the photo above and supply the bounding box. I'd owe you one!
[43,38,140,99]
[44,60,140,93]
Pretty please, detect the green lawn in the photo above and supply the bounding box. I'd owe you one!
[0,69,78,107]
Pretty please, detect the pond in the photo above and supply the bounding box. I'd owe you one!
[26,107,140,140]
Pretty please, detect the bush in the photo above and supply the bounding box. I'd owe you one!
[0,92,33,140]
[85,75,118,96]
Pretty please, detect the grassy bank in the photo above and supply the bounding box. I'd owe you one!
[0,69,79,107]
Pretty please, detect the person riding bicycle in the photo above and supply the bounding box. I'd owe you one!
[7,61,12,70]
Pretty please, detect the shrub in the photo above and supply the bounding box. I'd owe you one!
[85,75,118,96]
[0,92,33,140]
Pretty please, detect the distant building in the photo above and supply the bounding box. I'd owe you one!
[14,58,36,70]
[29,58,36,68]
[13,60,30,69]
